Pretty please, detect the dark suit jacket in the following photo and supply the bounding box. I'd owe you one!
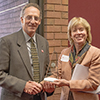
[0,29,50,100]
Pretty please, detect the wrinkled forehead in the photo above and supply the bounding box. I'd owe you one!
[24,6,40,17]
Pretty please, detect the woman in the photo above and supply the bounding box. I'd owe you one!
[43,17,100,100]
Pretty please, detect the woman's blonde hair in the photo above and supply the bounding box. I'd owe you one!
[68,17,92,46]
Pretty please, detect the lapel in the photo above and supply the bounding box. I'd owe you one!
[16,29,33,80]
[36,34,44,79]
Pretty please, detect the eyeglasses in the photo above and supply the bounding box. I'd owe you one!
[25,15,40,22]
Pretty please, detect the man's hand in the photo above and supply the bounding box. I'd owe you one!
[24,81,42,95]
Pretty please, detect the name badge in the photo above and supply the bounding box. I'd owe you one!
[61,55,69,62]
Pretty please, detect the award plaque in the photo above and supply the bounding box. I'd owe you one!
[44,51,58,82]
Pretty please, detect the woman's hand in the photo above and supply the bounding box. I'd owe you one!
[53,79,70,87]
[42,81,55,93]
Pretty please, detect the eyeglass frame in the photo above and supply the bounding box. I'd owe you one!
[23,15,40,22]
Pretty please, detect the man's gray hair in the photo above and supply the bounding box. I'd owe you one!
[20,3,42,19]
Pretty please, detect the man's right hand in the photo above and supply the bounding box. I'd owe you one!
[24,81,42,95]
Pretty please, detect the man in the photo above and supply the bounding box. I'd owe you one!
[0,3,54,100]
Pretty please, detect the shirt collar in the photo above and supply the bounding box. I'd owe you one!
[22,30,36,43]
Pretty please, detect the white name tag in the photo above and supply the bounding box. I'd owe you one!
[61,55,69,62]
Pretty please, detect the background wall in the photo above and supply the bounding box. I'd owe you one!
[68,0,100,48]
[0,0,28,37]
[44,1,68,100]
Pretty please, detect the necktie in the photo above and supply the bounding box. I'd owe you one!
[30,38,40,82]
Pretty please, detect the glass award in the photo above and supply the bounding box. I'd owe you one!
[44,51,58,82]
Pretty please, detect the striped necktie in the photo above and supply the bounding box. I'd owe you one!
[30,38,40,82]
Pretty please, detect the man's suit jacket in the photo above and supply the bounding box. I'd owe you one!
[52,45,100,100]
[0,29,50,100]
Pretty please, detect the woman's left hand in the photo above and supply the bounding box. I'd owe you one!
[53,79,70,87]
